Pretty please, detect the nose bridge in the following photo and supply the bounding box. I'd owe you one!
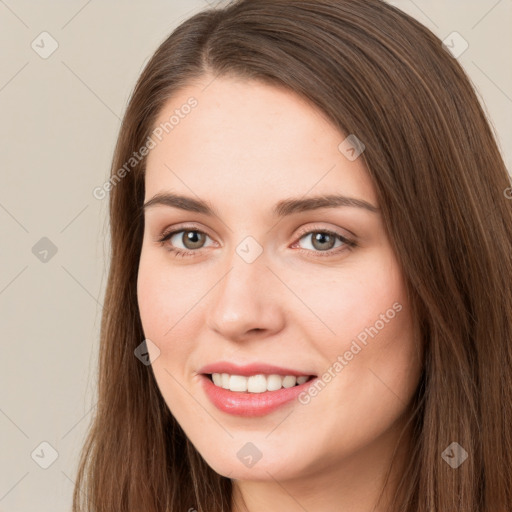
[216,232,269,300]
[206,242,283,339]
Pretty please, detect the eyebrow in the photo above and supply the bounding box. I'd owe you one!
[142,192,379,217]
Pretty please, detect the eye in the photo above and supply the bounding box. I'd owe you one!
[156,224,357,259]
[157,227,214,257]
[292,227,356,257]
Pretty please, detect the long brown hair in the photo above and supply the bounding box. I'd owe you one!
[73,0,512,510]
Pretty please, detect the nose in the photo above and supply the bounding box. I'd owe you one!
[205,253,286,342]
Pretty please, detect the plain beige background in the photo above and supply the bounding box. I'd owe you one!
[0,1,511,510]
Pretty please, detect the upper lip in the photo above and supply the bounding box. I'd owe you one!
[198,361,316,377]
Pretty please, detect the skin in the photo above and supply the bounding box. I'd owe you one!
[137,73,423,512]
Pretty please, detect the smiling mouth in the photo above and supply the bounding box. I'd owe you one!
[204,373,316,393]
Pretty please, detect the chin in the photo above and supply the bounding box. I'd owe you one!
[199,447,311,482]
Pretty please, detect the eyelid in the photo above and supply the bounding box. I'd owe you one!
[294,222,355,240]
[156,222,353,241]
[155,222,214,243]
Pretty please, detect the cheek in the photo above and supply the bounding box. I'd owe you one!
[136,250,200,339]
[137,261,169,339]
[136,255,199,411]
[297,247,408,352]
[136,251,208,379]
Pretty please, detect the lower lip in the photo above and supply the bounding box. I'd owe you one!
[200,374,318,417]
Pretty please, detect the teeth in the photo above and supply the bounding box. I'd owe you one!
[212,373,223,387]
[230,374,248,392]
[210,373,311,393]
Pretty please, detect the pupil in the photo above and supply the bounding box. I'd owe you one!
[313,232,335,250]
[184,230,204,249]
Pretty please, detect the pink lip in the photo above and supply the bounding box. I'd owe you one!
[200,374,318,417]
[197,361,315,377]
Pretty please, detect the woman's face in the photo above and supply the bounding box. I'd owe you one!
[137,74,422,484]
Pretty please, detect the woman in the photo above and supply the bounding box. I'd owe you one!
[73,0,512,511]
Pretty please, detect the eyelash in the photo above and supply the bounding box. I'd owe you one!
[156,224,357,259]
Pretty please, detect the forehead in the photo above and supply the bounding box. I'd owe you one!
[144,75,377,208]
